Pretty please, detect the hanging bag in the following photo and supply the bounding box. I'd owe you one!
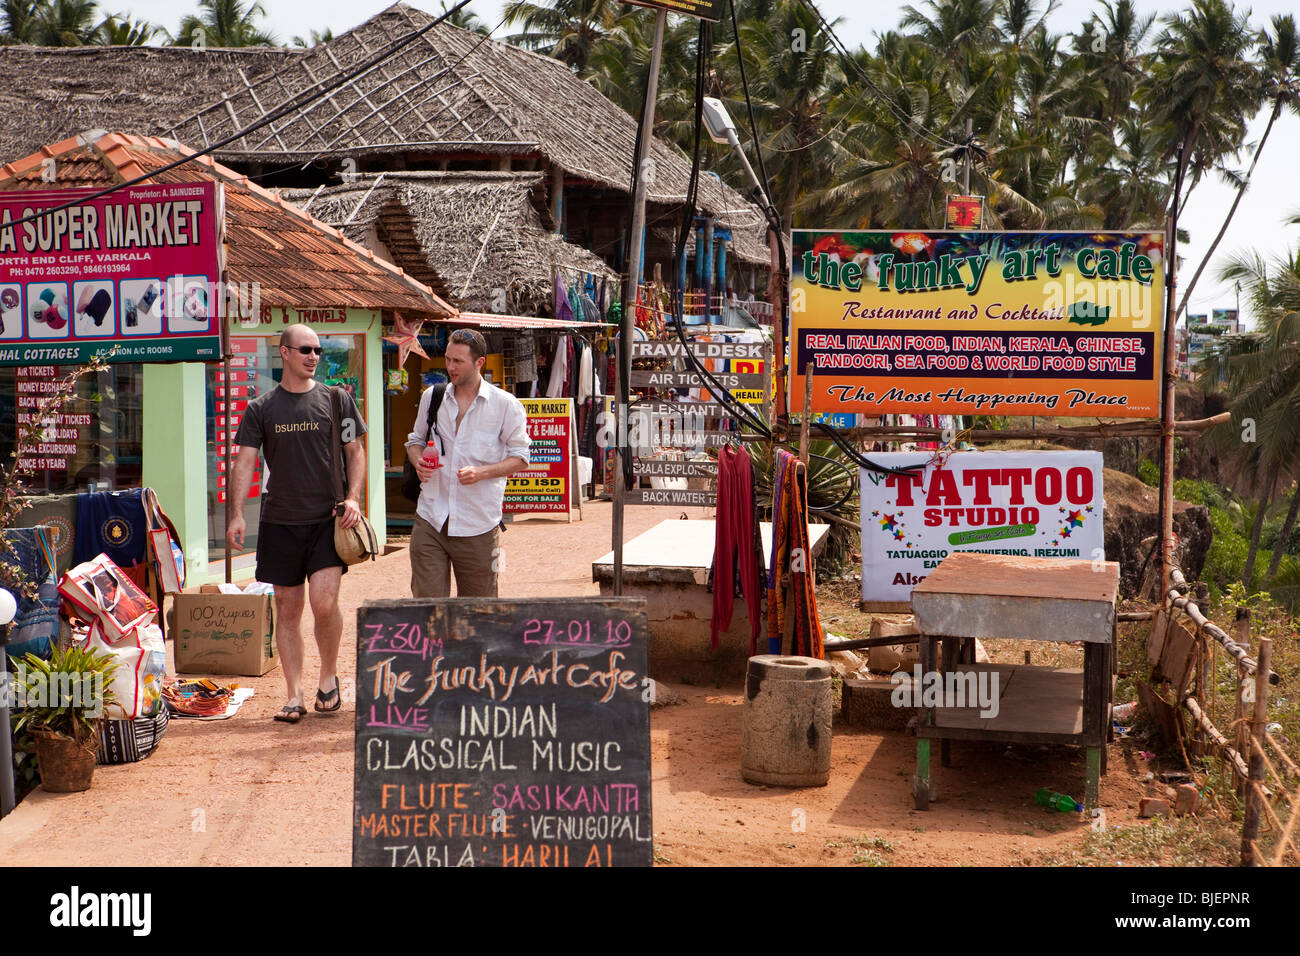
[400,383,447,502]
[329,387,379,564]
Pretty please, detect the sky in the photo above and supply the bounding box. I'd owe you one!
[115,0,1300,329]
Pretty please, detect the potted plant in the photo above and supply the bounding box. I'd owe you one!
[10,645,118,793]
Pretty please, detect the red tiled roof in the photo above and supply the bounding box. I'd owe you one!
[0,132,456,317]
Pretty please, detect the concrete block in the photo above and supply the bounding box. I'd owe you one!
[1138,797,1170,818]
[1174,783,1200,816]
[842,678,914,731]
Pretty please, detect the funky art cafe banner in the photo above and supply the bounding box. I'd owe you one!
[790,231,1165,418]
[0,182,223,365]
[859,450,1105,604]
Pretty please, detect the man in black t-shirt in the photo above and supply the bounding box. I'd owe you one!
[227,324,367,725]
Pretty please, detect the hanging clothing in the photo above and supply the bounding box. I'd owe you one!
[546,335,570,398]
[576,340,596,405]
[767,449,825,659]
[2,526,59,659]
[75,489,148,567]
[554,271,574,324]
[709,445,765,651]
[516,332,538,383]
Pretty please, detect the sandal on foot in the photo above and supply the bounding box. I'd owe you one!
[274,704,307,724]
[315,677,341,714]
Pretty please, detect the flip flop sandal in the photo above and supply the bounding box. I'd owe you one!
[274,704,307,724]
[315,677,341,714]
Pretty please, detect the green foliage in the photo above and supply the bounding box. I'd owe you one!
[1137,458,1160,487]
[1202,505,1252,596]
[1173,477,1229,509]
[9,644,118,745]
[174,0,276,47]
[747,437,858,581]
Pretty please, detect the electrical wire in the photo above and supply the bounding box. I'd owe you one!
[795,0,962,152]
[0,0,479,233]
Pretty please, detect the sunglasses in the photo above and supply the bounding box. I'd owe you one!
[284,345,323,356]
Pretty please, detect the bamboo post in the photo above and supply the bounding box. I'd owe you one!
[1235,608,1250,792]
[799,367,813,465]
[1158,213,1178,601]
[1193,626,1208,754]
[1241,636,1272,866]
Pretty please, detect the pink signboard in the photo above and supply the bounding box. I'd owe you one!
[0,182,222,365]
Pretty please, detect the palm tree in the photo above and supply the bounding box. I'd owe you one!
[1175,15,1300,322]
[1202,242,1300,588]
[290,28,333,47]
[33,0,101,45]
[1145,0,1260,293]
[174,0,276,47]
[722,0,843,230]
[98,13,160,44]
[1086,0,1157,128]
[1,0,42,42]
[437,0,489,35]
[503,0,622,73]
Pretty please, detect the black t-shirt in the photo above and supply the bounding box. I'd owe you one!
[234,383,367,525]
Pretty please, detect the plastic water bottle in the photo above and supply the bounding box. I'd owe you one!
[1035,788,1083,812]
[421,441,441,471]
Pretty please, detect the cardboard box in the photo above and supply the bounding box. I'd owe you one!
[173,590,278,676]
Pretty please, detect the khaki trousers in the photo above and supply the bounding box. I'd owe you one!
[409,514,500,598]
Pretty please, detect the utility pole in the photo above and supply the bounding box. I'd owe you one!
[613,7,666,596]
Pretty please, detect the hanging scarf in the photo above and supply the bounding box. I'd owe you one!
[766,449,825,659]
[709,445,765,651]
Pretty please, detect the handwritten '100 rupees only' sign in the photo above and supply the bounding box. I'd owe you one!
[353,597,651,867]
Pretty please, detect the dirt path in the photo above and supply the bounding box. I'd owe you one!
[2,502,1146,866]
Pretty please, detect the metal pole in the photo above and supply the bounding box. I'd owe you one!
[222,278,234,585]
[0,624,14,817]
[613,8,666,597]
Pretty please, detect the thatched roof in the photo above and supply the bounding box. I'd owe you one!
[0,5,769,265]
[278,172,615,315]
[0,45,292,162]
[0,133,454,317]
[166,3,767,259]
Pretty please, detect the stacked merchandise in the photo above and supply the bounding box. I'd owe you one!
[57,554,168,763]
[162,678,251,719]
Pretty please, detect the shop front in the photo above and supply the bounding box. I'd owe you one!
[0,133,453,586]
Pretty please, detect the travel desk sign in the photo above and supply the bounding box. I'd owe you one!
[790,231,1164,418]
[0,182,222,366]
[859,451,1105,604]
[353,597,653,867]
[504,398,573,516]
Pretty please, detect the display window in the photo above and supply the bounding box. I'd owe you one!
[207,333,367,557]
[0,363,144,494]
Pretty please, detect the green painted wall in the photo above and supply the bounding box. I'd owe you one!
[141,362,209,582]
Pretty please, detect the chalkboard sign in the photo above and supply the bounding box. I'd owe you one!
[353,597,652,867]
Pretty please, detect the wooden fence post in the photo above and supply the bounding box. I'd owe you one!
[799,368,814,465]
[1241,636,1272,867]
[1234,608,1250,794]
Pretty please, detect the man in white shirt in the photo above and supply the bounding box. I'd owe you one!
[406,328,530,597]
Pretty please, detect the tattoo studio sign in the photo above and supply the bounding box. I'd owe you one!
[790,231,1164,418]
[0,182,222,365]
[860,451,1105,604]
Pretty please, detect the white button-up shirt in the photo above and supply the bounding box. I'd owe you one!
[405,379,531,536]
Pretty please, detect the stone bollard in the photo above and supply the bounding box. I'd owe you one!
[741,655,833,787]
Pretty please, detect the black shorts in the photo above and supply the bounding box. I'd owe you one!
[255,519,347,587]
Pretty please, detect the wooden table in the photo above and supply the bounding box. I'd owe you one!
[909,552,1119,811]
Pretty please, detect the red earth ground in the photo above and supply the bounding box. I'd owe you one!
[0,501,1194,867]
